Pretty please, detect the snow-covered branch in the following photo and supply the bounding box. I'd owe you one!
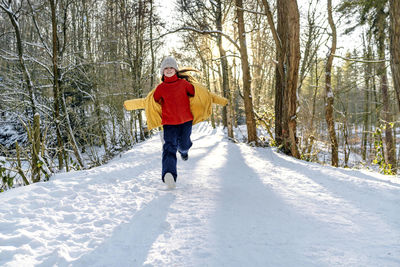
[26,0,52,58]
[25,55,52,76]
[0,53,18,61]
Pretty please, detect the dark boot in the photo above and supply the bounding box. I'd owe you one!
[180,152,188,161]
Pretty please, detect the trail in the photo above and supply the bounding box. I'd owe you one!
[1,123,399,267]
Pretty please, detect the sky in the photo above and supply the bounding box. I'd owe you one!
[155,0,363,57]
[155,0,182,56]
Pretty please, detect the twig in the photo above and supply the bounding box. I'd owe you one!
[333,54,389,63]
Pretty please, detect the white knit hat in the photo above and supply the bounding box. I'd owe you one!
[160,56,178,76]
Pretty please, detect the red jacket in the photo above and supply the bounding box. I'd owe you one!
[153,74,195,125]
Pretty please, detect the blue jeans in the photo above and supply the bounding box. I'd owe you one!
[162,120,192,182]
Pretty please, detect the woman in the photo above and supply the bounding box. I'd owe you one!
[124,56,228,189]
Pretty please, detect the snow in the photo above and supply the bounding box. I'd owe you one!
[0,122,26,149]
[1,122,399,267]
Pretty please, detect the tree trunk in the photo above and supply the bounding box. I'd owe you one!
[261,0,284,146]
[211,65,218,128]
[0,3,37,121]
[378,61,396,171]
[285,0,301,158]
[134,0,145,141]
[235,0,257,144]
[389,0,400,112]
[216,0,234,139]
[121,0,144,141]
[49,0,66,170]
[362,33,372,161]
[51,0,85,169]
[325,0,339,167]
[305,55,319,160]
[16,142,30,186]
[61,92,87,168]
[275,0,286,148]
[342,115,350,167]
[262,0,300,156]
[31,114,41,183]
[376,9,397,173]
[150,0,155,89]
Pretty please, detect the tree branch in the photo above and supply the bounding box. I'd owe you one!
[260,0,282,54]
[161,26,241,51]
[333,54,389,63]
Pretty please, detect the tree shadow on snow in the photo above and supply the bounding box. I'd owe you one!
[253,148,400,227]
[66,193,175,267]
[207,143,316,266]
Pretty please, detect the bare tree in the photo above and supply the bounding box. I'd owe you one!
[361,32,373,162]
[49,0,86,169]
[325,0,339,167]
[285,0,301,158]
[0,1,37,119]
[215,0,234,139]
[261,0,300,157]
[177,0,234,138]
[235,0,257,144]
[376,6,396,172]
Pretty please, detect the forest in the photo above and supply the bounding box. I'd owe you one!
[0,0,399,191]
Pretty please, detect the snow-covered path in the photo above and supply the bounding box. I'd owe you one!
[1,123,399,267]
